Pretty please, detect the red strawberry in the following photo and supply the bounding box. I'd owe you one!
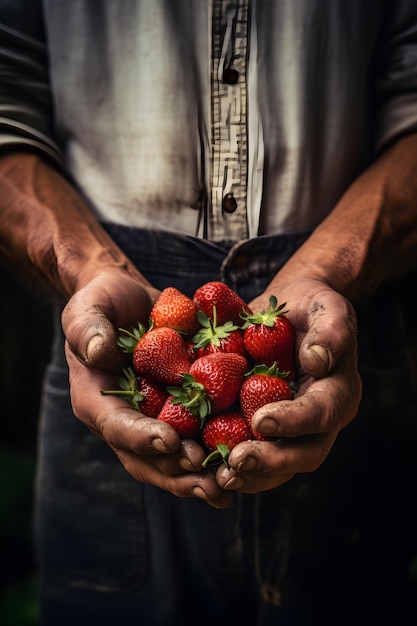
[157,396,201,438]
[133,376,169,418]
[118,324,191,385]
[190,309,247,359]
[101,367,168,418]
[241,296,296,379]
[185,339,199,362]
[193,281,252,326]
[239,363,292,440]
[187,352,248,414]
[201,411,252,467]
[150,287,199,336]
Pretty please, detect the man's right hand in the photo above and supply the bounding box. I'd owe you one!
[61,270,233,509]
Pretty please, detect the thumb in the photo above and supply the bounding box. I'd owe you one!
[61,271,156,372]
[298,293,358,378]
[62,302,125,372]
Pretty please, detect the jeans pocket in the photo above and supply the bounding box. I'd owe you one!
[35,364,149,592]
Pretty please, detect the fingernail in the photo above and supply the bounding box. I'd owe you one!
[150,437,170,454]
[179,457,195,471]
[308,344,330,370]
[257,418,277,435]
[238,456,257,471]
[223,476,245,490]
[192,486,207,500]
[86,335,102,363]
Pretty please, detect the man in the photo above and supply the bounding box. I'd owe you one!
[1,1,416,624]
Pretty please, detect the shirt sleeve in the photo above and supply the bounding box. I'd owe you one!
[373,0,417,152]
[0,10,62,166]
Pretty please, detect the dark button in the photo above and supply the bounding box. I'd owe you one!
[222,192,238,214]
[231,253,250,270]
[223,67,239,85]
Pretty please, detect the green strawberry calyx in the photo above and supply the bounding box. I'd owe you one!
[167,373,211,425]
[191,307,238,349]
[202,444,231,468]
[117,322,149,353]
[101,367,144,410]
[244,362,290,379]
[240,295,288,329]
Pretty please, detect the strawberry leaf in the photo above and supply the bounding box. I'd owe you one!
[244,362,290,379]
[101,367,144,410]
[202,443,231,468]
[117,323,147,353]
[167,378,211,423]
[240,295,289,329]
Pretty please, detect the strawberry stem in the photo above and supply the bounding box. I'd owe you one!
[191,306,238,349]
[167,378,211,423]
[101,367,143,410]
[202,444,231,468]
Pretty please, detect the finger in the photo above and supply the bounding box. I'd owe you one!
[67,345,233,507]
[113,439,211,475]
[215,350,362,494]
[64,307,124,371]
[114,446,233,508]
[216,431,337,493]
[66,344,181,455]
[67,345,229,486]
[298,288,358,377]
[61,271,156,370]
[252,348,362,440]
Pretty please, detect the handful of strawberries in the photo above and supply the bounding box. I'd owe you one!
[102,281,296,467]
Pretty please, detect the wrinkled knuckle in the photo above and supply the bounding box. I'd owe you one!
[94,409,114,442]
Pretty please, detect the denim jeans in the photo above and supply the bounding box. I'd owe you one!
[35,227,417,625]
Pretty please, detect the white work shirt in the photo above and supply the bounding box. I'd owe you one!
[2,0,417,241]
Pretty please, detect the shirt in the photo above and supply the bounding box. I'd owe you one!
[1,0,417,242]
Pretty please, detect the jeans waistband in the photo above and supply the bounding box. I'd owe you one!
[101,224,312,301]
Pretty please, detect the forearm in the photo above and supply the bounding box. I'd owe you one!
[0,151,151,299]
[278,133,417,300]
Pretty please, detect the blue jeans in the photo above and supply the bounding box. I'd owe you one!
[35,227,417,625]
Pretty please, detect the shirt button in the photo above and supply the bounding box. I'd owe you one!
[223,67,239,85]
[222,192,238,213]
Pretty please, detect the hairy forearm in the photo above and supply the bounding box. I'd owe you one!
[279,133,417,300]
[0,152,150,299]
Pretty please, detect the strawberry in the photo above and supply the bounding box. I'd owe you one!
[167,352,248,421]
[101,367,169,418]
[186,352,248,415]
[190,309,247,359]
[241,295,296,379]
[157,396,201,438]
[193,281,252,326]
[150,287,200,336]
[185,339,200,362]
[118,324,191,385]
[201,411,252,467]
[239,363,292,440]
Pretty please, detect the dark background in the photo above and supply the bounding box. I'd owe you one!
[0,267,53,626]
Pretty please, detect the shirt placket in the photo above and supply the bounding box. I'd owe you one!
[210,0,249,241]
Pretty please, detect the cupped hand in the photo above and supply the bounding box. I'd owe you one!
[215,278,362,494]
[61,270,232,509]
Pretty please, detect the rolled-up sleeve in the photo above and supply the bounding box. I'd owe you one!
[0,15,62,165]
[374,1,417,152]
